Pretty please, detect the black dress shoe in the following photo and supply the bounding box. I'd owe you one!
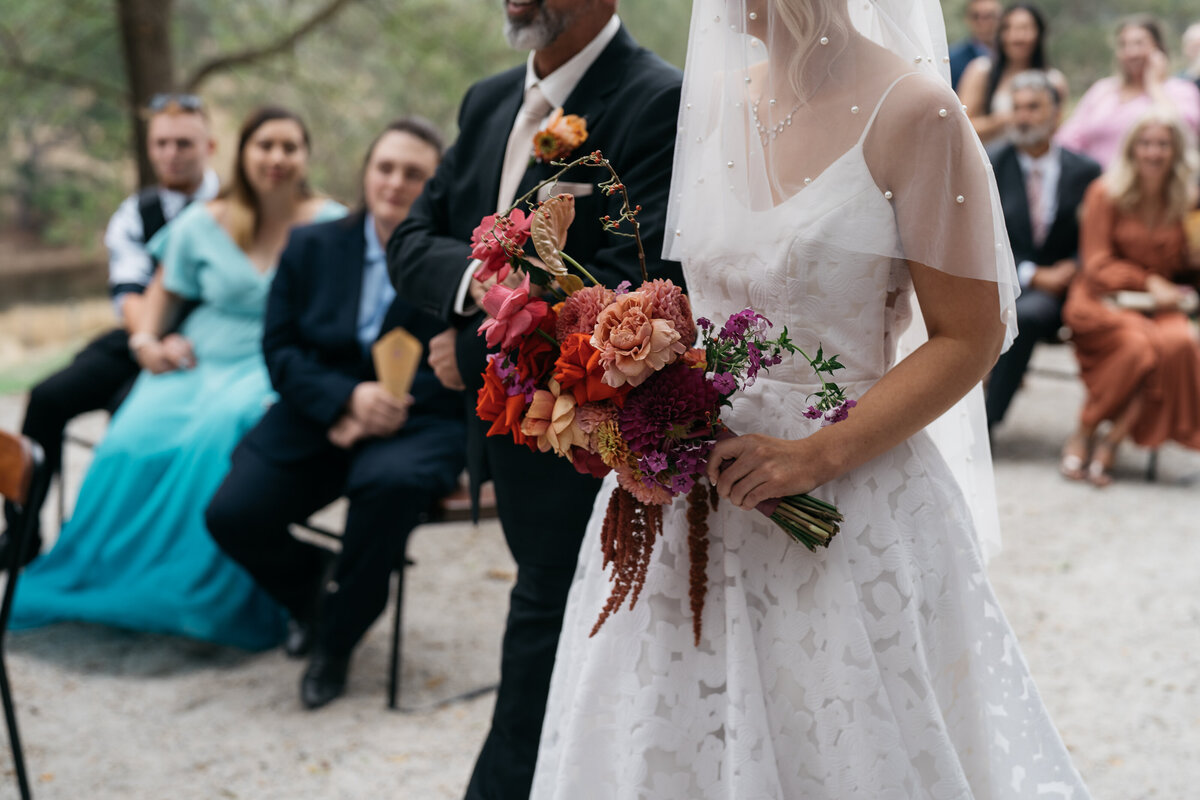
[0,529,42,570]
[300,651,351,710]
[284,617,315,659]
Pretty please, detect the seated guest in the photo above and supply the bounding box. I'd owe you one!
[9,107,346,649]
[985,71,1102,428]
[1057,14,1200,169]
[1183,22,1200,89]
[959,3,1069,147]
[1061,108,1200,486]
[206,119,465,709]
[0,94,218,563]
[950,0,1000,90]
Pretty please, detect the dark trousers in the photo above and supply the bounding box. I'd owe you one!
[3,328,138,537]
[465,433,601,800]
[985,288,1064,426]
[206,423,462,656]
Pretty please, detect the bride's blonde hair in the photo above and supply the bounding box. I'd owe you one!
[773,0,853,99]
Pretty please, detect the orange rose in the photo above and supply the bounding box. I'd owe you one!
[553,333,627,406]
[532,109,588,163]
[476,359,534,449]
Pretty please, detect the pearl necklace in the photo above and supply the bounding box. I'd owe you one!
[751,97,802,147]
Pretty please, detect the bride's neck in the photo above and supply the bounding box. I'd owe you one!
[765,28,858,103]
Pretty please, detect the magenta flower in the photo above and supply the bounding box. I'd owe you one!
[619,362,720,452]
[712,372,737,395]
[478,273,550,351]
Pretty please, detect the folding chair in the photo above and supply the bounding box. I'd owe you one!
[0,430,52,800]
[295,481,499,711]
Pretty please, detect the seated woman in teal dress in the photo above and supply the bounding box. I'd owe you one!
[11,107,346,650]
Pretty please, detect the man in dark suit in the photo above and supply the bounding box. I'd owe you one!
[388,2,683,796]
[207,119,465,709]
[949,0,1000,89]
[985,70,1103,428]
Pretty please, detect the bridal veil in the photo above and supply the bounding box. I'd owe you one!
[664,0,1019,558]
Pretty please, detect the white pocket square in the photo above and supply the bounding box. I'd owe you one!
[537,181,594,202]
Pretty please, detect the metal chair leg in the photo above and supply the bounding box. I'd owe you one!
[387,562,406,710]
[1145,449,1159,482]
[0,444,47,800]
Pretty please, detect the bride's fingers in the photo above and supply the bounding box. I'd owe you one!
[728,469,771,509]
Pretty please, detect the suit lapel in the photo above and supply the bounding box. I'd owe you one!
[1000,149,1035,254]
[334,212,368,340]
[512,26,638,202]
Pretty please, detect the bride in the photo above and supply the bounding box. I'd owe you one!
[531,0,1092,798]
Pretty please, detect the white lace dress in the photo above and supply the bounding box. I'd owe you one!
[530,103,1091,799]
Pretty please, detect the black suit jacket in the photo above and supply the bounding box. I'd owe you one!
[245,211,462,464]
[388,24,683,523]
[989,143,1102,271]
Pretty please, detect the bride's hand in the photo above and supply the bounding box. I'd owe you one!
[706,433,830,511]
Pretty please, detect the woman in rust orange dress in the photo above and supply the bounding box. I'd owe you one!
[1061,107,1200,485]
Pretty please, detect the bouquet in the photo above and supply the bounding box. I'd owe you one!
[471,131,853,644]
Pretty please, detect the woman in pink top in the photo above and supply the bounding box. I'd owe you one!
[1057,14,1200,168]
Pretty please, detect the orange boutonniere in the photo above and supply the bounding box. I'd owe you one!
[532,108,588,163]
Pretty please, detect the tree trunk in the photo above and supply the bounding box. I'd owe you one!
[115,0,175,188]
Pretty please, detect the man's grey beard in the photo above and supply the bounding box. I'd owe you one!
[505,3,574,50]
[1008,121,1055,151]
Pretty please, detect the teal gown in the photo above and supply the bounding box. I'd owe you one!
[11,200,347,650]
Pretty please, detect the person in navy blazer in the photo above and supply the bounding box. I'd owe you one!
[207,119,465,709]
[388,2,683,797]
[949,0,1000,89]
[985,72,1102,428]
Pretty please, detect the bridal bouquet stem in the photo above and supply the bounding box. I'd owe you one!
[470,148,852,644]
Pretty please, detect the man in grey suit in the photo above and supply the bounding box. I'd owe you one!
[985,70,1102,428]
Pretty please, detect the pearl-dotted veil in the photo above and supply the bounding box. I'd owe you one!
[664,0,1017,558]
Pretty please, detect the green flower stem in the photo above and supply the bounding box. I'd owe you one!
[559,251,601,287]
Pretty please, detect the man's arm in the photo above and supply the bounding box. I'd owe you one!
[104,194,153,326]
[262,234,360,428]
[388,84,481,323]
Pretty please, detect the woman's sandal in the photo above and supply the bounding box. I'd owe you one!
[1059,435,1090,481]
[1086,441,1116,488]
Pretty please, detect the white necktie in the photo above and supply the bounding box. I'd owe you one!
[497,84,553,212]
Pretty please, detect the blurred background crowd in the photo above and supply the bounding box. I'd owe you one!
[0,0,1197,796]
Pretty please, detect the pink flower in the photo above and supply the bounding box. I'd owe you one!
[591,291,685,388]
[556,284,615,339]
[471,209,533,284]
[478,273,550,351]
[638,279,696,345]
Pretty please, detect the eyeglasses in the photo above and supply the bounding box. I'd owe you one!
[146,93,205,113]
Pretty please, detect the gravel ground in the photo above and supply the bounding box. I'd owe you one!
[0,343,1197,799]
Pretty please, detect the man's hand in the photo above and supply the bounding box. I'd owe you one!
[1029,260,1076,297]
[328,413,367,449]
[429,328,466,391]
[348,382,411,437]
[160,333,196,370]
[132,333,195,374]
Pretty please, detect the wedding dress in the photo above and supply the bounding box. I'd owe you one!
[530,2,1091,797]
